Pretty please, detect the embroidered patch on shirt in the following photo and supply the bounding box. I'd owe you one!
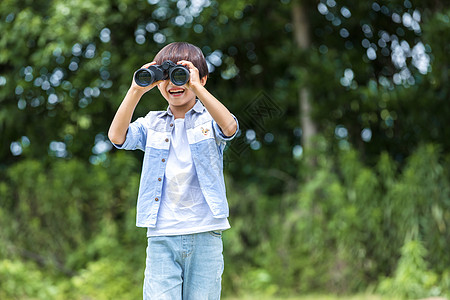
[201,127,210,136]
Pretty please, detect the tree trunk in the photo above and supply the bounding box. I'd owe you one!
[292,1,317,151]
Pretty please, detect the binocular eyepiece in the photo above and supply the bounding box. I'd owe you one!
[134,60,190,87]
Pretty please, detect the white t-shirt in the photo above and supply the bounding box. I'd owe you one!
[147,118,230,236]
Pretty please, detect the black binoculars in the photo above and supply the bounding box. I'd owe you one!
[134,60,190,87]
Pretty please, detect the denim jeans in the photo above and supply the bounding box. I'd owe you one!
[143,231,224,300]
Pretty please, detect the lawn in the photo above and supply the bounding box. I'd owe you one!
[224,295,401,300]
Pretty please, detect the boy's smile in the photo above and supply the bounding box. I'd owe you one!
[168,87,186,97]
[159,81,194,101]
[158,80,197,117]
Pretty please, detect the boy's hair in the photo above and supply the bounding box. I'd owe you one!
[154,42,209,79]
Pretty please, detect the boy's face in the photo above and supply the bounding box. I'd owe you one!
[157,79,196,109]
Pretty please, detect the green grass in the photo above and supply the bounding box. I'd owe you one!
[223,294,401,300]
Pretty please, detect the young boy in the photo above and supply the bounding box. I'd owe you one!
[108,42,238,299]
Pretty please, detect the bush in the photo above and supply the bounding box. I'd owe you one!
[61,257,143,300]
[378,239,442,299]
[223,143,450,297]
[1,144,449,298]
[0,259,58,300]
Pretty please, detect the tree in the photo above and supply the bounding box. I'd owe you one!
[0,0,449,297]
[292,0,317,151]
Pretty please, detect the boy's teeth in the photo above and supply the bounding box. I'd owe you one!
[169,89,184,94]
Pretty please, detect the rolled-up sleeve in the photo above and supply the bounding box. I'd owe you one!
[212,114,239,142]
[112,117,148,151]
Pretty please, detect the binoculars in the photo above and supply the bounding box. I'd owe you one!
[134,60,190,87]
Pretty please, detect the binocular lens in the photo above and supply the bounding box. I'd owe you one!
[170,67,190,86]
[135,69,154,87]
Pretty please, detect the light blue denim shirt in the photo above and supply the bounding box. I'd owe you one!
[113,100,239,228]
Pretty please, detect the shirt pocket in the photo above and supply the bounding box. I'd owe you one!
[145,128,170,150]
[186,122,215,145]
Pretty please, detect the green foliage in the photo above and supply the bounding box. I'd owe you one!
[0,153,146,299]
[0,152,143,271]
[378,239,443,299]
[1,0,449,298]
[1,0,449,182]
[0,259,58,300]
[222,143,450,298]
[0,256,142,300]
[1,143,450,298]
[62,257,143,300]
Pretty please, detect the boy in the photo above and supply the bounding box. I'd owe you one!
[108,42,238,299]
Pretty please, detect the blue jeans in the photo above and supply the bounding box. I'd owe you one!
[143,231,224,300]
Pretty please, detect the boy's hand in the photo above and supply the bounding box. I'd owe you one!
[131,62,162,92]
[177,60,206,91]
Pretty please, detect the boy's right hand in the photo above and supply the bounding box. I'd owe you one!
[109,62,160,145]
[131,61,161,92]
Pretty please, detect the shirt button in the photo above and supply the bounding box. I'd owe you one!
[155,198,159,201]
[165,138,169,142]
[170,123,174,127]
[158,178,162,181]
[162,159,166,162]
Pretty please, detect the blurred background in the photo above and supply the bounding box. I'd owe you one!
[0,0,449,299]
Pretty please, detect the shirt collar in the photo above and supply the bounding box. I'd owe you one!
[191,99,205,114]
[164,106,173,117]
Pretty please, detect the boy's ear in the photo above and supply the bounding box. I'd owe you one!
[200,75,208,86]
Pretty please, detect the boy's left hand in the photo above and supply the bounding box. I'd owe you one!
[177,60,205,90]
